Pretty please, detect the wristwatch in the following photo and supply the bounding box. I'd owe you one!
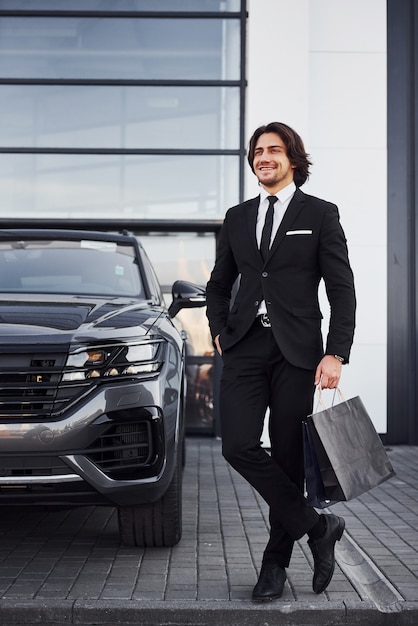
[334,355,344,363]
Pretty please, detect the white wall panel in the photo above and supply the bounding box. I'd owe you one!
[309,0,386,52]
[308,53,386,149]
[246,0,310,170]
[305,147,387,247]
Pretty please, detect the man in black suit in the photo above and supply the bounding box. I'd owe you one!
[206,122,356,601]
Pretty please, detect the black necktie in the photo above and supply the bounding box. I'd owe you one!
[260,195,276,261]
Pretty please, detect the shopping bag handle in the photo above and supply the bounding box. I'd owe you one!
[315,384,346,411]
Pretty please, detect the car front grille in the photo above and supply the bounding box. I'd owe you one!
[0,349,91,419]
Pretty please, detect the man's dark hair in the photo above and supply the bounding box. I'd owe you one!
[247,122,312,187]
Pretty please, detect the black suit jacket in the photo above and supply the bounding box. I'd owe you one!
[206,189,356,370]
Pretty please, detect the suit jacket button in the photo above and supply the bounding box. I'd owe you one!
[262,271,268,278]
[254,301,259,306]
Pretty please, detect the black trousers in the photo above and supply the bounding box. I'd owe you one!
[220,318,320,568]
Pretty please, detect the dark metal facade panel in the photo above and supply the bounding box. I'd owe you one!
[387,0,418,443]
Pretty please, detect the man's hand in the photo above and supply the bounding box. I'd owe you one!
[314,355,342,389]
[214,334,222,356]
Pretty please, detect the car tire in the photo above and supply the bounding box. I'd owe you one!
[117,442,183,548]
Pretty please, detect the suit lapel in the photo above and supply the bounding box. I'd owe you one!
[245,196,261,258]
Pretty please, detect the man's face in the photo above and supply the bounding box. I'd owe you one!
[253,132,296,191]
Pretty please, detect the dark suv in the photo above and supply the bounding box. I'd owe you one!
[0,229,206,547]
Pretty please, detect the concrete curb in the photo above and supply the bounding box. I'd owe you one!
[1,599,418,626]
[335,530,404,609]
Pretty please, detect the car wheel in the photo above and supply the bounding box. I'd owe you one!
[117,443,183,548]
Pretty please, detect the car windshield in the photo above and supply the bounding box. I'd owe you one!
[0,238,144,298]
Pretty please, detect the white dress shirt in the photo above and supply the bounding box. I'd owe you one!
[256,181,296,248]
[257,181,296,315]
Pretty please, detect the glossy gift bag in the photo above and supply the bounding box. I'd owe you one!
[303,390,395,508]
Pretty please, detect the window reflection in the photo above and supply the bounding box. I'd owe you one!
[0,154,239,218]
[138,232,215,433]
[0,18,240,80]
[0,85,240,150]
[0,1,241,10]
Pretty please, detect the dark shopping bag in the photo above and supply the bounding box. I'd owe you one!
[303,389,395,508]
[303,418,344,508]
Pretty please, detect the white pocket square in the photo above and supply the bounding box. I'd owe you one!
[286,229,313,235]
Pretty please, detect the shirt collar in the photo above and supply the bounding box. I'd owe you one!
[260,181,296,204]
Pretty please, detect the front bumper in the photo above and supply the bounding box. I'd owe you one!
[0,377,178,507]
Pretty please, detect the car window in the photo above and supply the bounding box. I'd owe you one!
[0,239,144,298]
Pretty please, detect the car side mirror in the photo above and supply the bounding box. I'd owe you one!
[168,280,206,318]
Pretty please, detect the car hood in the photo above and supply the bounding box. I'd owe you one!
[0,296,164,345]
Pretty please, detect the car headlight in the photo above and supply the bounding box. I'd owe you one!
[62,341,163,381]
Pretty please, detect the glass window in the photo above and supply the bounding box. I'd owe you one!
[139,232,214,292]
[0,1,241,10]
[138,231,216,434]
[0,85,240,150]
[0,17,241,80]
[0,154,239,219]
[0,239,143,297]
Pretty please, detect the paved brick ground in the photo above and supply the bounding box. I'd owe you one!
[0,439,416,625]
[331,446,418,604]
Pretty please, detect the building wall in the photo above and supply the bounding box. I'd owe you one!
[247,0,387,431]
[0,1,389,434]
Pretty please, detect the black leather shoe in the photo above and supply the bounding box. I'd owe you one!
[252,562,286,602]
[308,513,345,594]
